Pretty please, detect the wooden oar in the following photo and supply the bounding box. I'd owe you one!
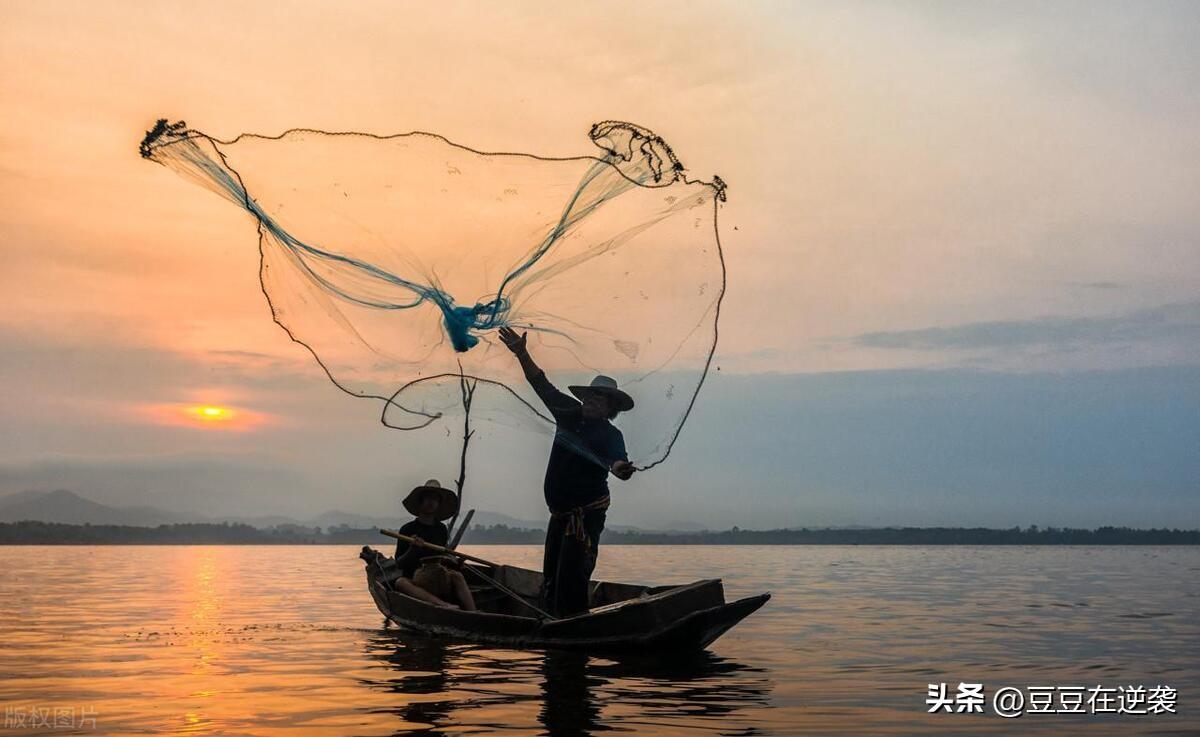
[448,509,474,550]
[460,565,557,620]
[378,528,557,620]
[380,528,498,567]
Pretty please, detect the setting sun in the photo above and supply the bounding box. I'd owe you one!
[191,405,233,422]
[135,401,269,432]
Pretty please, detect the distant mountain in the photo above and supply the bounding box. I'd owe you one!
[464,511,704,534]
[214,514,314,528]
[0,490,383,529]
[0,489,705,534]
[657,519,712,532]
[308,509,393,529]
[0,489,193,526]
[469,510,547,530]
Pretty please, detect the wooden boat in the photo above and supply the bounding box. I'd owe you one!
[360,547,769,652]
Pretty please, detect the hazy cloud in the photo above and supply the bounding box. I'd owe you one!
[902,1,1200,116]
[2,367,1196,529]
[853,302,1200,352]
[0,455,320,518]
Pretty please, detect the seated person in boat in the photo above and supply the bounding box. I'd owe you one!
[499,326,637,617]
[392,479,476,611]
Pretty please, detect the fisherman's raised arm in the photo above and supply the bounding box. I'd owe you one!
[498,326,578,419]
[499,326,540,379]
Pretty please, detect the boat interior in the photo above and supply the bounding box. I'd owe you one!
[367,551,685,618]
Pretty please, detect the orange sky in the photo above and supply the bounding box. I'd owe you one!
[4,1,1195,372]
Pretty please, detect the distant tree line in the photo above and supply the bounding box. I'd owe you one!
[1,521,1197,545]
[598,525,1200,545]
[0,521,326,545]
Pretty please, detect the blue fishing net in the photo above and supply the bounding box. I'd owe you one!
[140,120,726,469]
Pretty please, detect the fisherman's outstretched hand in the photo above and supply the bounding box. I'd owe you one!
[498,326,527,354]
[611,460,636,480]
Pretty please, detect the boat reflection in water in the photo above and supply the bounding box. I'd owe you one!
[361,628,772,735]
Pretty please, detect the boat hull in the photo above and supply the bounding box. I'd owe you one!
[361,548,768,652]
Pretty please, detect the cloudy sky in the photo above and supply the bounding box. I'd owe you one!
[1,1,1197,528]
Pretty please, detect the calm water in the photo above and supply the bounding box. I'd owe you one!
[0,545,1196,736]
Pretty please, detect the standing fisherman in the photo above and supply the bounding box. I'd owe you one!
[499,326,636,616]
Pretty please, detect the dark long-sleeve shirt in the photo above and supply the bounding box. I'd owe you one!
[393,519,449,578]
[527,370,627,513]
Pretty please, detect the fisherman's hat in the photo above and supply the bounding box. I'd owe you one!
[402,479,459,521]
[568,375,635,412]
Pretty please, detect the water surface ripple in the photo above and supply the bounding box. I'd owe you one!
[0,545,1196,735]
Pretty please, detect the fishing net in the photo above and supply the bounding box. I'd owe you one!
[139,119,726,469]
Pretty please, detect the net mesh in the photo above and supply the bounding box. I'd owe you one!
[140,119,726,468]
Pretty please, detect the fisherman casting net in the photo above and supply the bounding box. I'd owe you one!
[140,120,726,469]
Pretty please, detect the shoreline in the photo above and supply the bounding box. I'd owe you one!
[2,521,1197,546]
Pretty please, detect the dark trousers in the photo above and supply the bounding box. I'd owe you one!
[542,508,606,617]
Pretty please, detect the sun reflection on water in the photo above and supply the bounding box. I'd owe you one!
[0,545,1196,735]
[176,548,229,732]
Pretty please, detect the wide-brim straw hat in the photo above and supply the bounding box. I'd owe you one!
[568,375,634,412]
[402,479,459,520]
